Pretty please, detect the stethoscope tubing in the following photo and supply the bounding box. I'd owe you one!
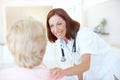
[61,37,76,62]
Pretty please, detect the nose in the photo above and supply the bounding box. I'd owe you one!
[52,26,58,33]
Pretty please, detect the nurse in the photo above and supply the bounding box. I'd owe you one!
[46,8,120,80]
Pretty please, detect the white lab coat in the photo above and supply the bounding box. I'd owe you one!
[55,27,120,80]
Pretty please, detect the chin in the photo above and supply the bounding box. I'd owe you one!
[57,37,63,39]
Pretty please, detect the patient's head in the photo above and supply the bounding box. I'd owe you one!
[6,18,47,68]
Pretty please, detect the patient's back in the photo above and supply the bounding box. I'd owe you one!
[0,64,49,80]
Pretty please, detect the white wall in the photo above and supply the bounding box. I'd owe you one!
[1,0,120,69]
[0,0,82,68]
[85,0,120,49]
[0,0,81,44]
[0,2,6,44]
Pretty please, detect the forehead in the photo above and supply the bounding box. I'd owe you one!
[49,15,65,23]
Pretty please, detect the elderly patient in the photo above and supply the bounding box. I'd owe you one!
[0,18,49,80]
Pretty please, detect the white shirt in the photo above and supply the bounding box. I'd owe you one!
[55,27,120,80]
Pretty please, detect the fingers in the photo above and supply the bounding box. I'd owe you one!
[49,68,57,79]
[49,68,64,80]
[49,68,58,80]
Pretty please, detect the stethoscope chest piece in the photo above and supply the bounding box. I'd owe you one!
[61,56,66,62]
[60,37,76,62]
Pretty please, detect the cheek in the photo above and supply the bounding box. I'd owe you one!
[63,30,66,37]
[63,26,66,33]
[50,28,54,34]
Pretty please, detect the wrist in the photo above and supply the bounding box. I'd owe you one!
[63,69,69,76]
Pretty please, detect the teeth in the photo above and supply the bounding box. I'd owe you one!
[57,32,62,36]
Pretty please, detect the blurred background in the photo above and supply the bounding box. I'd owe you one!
[0,0,120,69]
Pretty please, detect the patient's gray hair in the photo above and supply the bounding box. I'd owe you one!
[6,18,47,68]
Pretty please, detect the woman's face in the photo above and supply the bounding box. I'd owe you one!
[49,15,66,39]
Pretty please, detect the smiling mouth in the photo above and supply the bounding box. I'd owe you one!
[56,32,62,36]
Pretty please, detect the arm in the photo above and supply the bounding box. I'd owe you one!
[77,74,83,80]
[65,53,90,76]
[73,54,90,80]
[49,53,90,80]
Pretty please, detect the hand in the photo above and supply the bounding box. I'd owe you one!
[49,67,65,80]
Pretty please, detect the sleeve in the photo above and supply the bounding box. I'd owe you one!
[77,28,99,55]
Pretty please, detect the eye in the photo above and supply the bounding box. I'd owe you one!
[50,24,54,28]
[57,22,62,25]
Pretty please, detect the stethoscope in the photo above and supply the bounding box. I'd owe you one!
[61,37,76,62]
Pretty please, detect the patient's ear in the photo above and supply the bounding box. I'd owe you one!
[40,48,46,56]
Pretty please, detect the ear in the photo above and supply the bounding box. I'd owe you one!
[40,48,46,55]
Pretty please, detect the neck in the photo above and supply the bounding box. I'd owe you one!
[63,38,68,44]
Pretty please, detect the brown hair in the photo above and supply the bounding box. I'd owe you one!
[46,8,80,43]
